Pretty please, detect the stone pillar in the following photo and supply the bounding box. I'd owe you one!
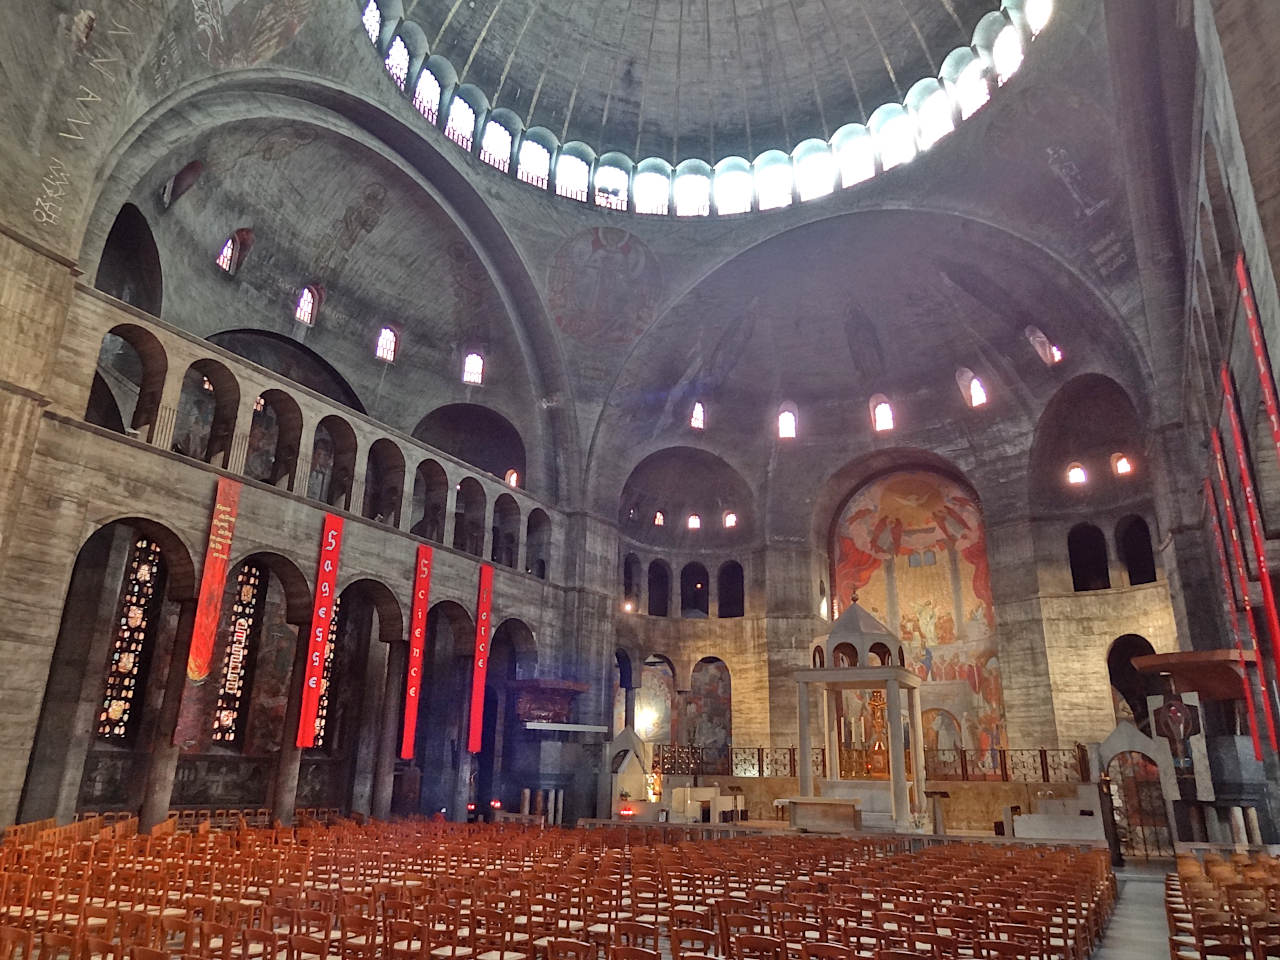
[1230,805,1248,845]
[908,685,926,812]
[150,357,188,454]
[797,681,813,796]
[480,497,495,564]
[1246,806,1263,846]
[442,476,458,549]
[623,686,637,731]
[271,627,307,826]
[886,679,909,826]
[139,599,198,832]
[824,688,840,780]
[372,641,406,820]
[351,636,388,817]
[225,390,259,475]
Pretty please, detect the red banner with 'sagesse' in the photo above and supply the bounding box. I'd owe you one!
[400,544,433,759]
[298,513,344,748]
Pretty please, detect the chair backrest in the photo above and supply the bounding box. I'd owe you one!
[736,934,786,960]
[800,943,852,960]
[129,948,167,960]
[0,924,34,960]
[287,935,327,960]
[615,921,659,950]
[79,935,116,960]
[610,947,660,960]
[548,939,594,960]
[41,932,77,960]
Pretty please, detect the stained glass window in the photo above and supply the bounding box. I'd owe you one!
[361,0,381,44]
[687,514,701,530]
[517,139,551,189]
[653,511,665,527]
[384,37,409,90]
[376,326,397,362]
[216,237,236,273]
[480,121,513,172]
[295,286,316,325]
[463,352,484,385]
[97,538,163,740]
[691,402,705,430]
[211,563,262,744]
[312,595,341,749]
[413,70,441,123]
[445,97,476,150]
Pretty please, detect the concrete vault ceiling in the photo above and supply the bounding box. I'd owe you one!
[404,0,1001,159]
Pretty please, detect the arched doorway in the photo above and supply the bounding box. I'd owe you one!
[1106,750,1174,860]
[1108,634,1159,734]
[412,600,475,819]
[475,618,536,813]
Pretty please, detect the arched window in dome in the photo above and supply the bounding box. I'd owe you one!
[633,167,670,215]
[479,121,513,172]
[412,69,441,123]
[1066,462,1087,485]
[444,96,476,150]
[384,36,409,90]
[870,105,918,171]
[1025,0,1053,37]
[713,159,753,215]
[505,468,520,487]
[954,56,991,119]
[690,401,705,430]
[993,23,1025,84]
[778,403,798,439]
[1025,325,1063,365]
[754,151,793,211]
[361,0,381,44]
[911,82,956,151]
[956,368,987,407]
[1111,452,1134,476]
[375,326,398,362]
[831,124,876,188]
[462,352,484,385]
[793,140,836,201]
[594,164,629,211]
[653,511,665,527]
[722,511,737,528]
[517,138,551,189]
[216,236,237,274]
[294,286,319,325]
[555,153,590,201]
[674,168,712,217]
[687,514,701,530]
[870,395,894,432]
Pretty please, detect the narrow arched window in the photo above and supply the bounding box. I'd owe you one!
[954,57,991,119]
[722,511,737,528]
[993,23,1025,84]
[412,70,441,123]
[1025,325,1063,365]
[97,538,164,741]
[212,563,263,745]
[1116,515,1156,585]
[594,165,629,210]
[361,0,381,44]
[1066,462,1087,485]
[1026,0,1053,37]
[445,96,476,150]
[673,171,711,217]
[687,514,701,530]
[384,36,409,90]
[956,368,986,407]
[778,405,797,439]
[504,469,519,488]
[376,326,398,362]
[1111,453,1134,476]
[462,352,484,385]
[480,121,513,172]
[294,286,318,325]
[713,164,753,215]
[517,139,551,188]
[311,595,341,748]
[691,401,705,430]
[216,236,237,273]
[871,395,894,432]
[754,152,794,211]
[831,125,876,188]
[653,511,665,527]
[555,153,590,201]
[633,170,670,215]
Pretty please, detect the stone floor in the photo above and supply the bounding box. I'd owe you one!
[1094,864,1169,960]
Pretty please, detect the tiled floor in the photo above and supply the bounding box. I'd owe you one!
[1094,865,1169,960]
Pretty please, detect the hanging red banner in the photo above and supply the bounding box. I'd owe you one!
[400,544,433,759]
[186,476,241,683]
[467,564,494,754]
[297,513,344,748]
[1211,427,1280,751]
[1204,478,1264,761]
[1236,252,1280,463]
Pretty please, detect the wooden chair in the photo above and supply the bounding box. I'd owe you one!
[607,948,657,960]
[388,919,427,960]
[735,934,786,960]
[612,923,658,952]
[672,927,717,960]
[0,924,33,960]
[801,944,852,960]
[547,940,593,960]
[236,928,280,960]
[286,935,331,960]
[778,920,822,960]
[336,915,377,960]
[40,931,77,960]
[79,935,117,960]
[129,948,168,960]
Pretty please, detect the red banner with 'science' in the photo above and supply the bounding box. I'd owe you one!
[400,544,433,759]
[467,564,494,754]
[298,513,344,748]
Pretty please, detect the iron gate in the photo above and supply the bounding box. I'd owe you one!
[1107,750,1174,860]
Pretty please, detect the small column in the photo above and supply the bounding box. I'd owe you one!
[400,468,418,534]
[1246,806,1263,846]
[480,497,496,563]
[823,688,840,780]
[139,599,198,832]
[797,681,814,796]
[885,679,909,826]
[442,476,459,549]
[150,362,187,451]
[372,641,406,819]
[225,390,260,475]
[1230,805,1248,846]
[624,686,637,731]
[908,685,926,813]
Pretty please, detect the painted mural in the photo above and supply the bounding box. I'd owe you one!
[832,470,1007,754]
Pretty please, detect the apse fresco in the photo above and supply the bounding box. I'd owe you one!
[832,470,1007,753]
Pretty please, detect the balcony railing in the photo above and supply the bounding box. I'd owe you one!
[653,744,1090,784]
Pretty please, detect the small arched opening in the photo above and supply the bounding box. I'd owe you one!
[307,416,358,509]
[647,561,671,617]
[86,325,166,439]
[868,642,892,666]
[1116,515,1157,586]
[717,561,744,618]
[680,563,710,617]
[411,460,449,541]
[492,494,521,568]
[622,554,642,611]
[452,478,487,557]
[1069,523,1111,592]
[833,643,858,668]
[244,389,303,490]
[95,203,163,316]
[362,438,406,527]
[1108,634,1159,734]
[173,359,239,466]
[525,509,551,579]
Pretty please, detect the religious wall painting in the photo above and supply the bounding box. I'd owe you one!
[634,661,675,745]
[191,0,314,69]
[679,659,731,757]
[547,228,661,345]
[832,470,1006,750]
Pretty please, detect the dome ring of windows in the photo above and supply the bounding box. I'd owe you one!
[355,0,1054,218]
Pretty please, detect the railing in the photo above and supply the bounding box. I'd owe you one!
[653,744,1090,784]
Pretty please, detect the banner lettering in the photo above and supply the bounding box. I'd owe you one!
[186,477,241,683]
[298,513,344,748]
[468,564,494,754]
[400,544,433,759]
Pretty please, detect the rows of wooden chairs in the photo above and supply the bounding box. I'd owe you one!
[1168,851,1280,960]
[0,817,1114,960]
